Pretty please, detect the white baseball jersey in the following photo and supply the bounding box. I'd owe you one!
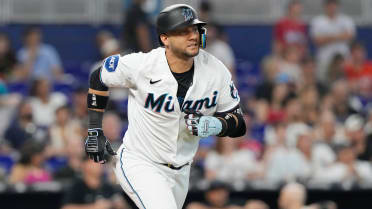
[101,47,240,167]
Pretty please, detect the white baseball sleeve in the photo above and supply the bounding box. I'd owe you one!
[100,53,142,89]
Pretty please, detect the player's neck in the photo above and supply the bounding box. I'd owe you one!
[165,50,194,73]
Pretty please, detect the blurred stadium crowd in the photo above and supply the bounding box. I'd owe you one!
[1,0,372,208]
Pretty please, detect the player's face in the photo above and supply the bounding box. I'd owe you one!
[166,25,200,58]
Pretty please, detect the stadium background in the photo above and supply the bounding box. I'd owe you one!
[1,0,372,209]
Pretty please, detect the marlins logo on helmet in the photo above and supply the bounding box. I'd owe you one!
[182,8,194,21]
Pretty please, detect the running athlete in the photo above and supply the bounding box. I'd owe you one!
[85,4,246,209]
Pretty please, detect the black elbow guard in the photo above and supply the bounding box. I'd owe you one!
[228,112,246,137]
[87,68,109,129]
[90,67,108,91]
[87,67,109,110]
[215,106,246,138]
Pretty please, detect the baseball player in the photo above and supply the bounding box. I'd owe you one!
[84,4,246,209]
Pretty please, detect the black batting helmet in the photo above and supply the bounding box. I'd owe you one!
[156,4,207,48]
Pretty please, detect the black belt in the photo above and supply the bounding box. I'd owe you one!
[160,162,190,170]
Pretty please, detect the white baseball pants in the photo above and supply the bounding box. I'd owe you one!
[113,145,191,209]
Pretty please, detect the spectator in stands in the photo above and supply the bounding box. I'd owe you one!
[54,135,85,181]
[204,138,258,184]
[312,111,337,174]
[343,41,372,93]
[9,141,52,184]
[71,86,88,124]
[264,41,283,78]
[328,80,356,122]
[344,114,372,161]
[364,109,372,136]
[267,80,290,124]
[310,0,355,83]
[17,27,64,81]
[0,32,22,135]
[256,41,283,102]
[278,183,307,209]
[282,96,314,149]
[263,121,287,150]
[205,23,236,80]
[29,78,67,127]
[360,110,372,163]
[257,32,292,102]
[0,87,21,139]
[0,33,11,97]
[198,0,213,22]
[279,183,304,209]
[248,99,269,146]
[326,54,345,84]
[295,130,314,177]
[313,144,372,189]
[4,100,42,150]
[91,30,121,72]
[61,156,130,209]
[0,32,22,81]
[186,181,241,209]
[278,182,329,209]
[265,124,312,183]
[48,105,84,157]
[100,37,120,58]
[274,0,307,59]
[283,95,301,126]
[244,200,269,209]
[277,46,302,86]
[299,56,327,96]
[95,30,118,56]
[122,0,152,53]
[102,112,123,152]
[299,86,319,126]
[326,54,345,85]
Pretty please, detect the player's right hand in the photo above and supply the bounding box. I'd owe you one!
[85,128,116,163]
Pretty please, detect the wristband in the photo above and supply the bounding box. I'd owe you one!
[88,110,103,129]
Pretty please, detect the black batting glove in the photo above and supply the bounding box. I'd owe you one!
[85,128,116,163]
[184,109,203,136]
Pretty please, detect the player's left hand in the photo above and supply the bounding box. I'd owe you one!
[85,128,117,164]
[184,109,222,137]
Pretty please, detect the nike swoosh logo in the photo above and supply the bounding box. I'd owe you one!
[150,79,161,84]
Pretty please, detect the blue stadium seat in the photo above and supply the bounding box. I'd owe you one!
[235,60,262,97]
[114,98,129,115]
[53,82,74,96]
[0,155,15,174]
[45,156,68,173]
[6,82,30,96]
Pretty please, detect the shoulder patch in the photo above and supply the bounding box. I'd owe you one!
[103,55,119,72]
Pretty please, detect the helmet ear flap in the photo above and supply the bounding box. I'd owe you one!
[199,26,207,49]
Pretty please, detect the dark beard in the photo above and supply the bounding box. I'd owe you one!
[167,37,200,59]
[183,50,199,58]
[173,47,199,59]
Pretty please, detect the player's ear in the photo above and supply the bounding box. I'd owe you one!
[160,34,169,47]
